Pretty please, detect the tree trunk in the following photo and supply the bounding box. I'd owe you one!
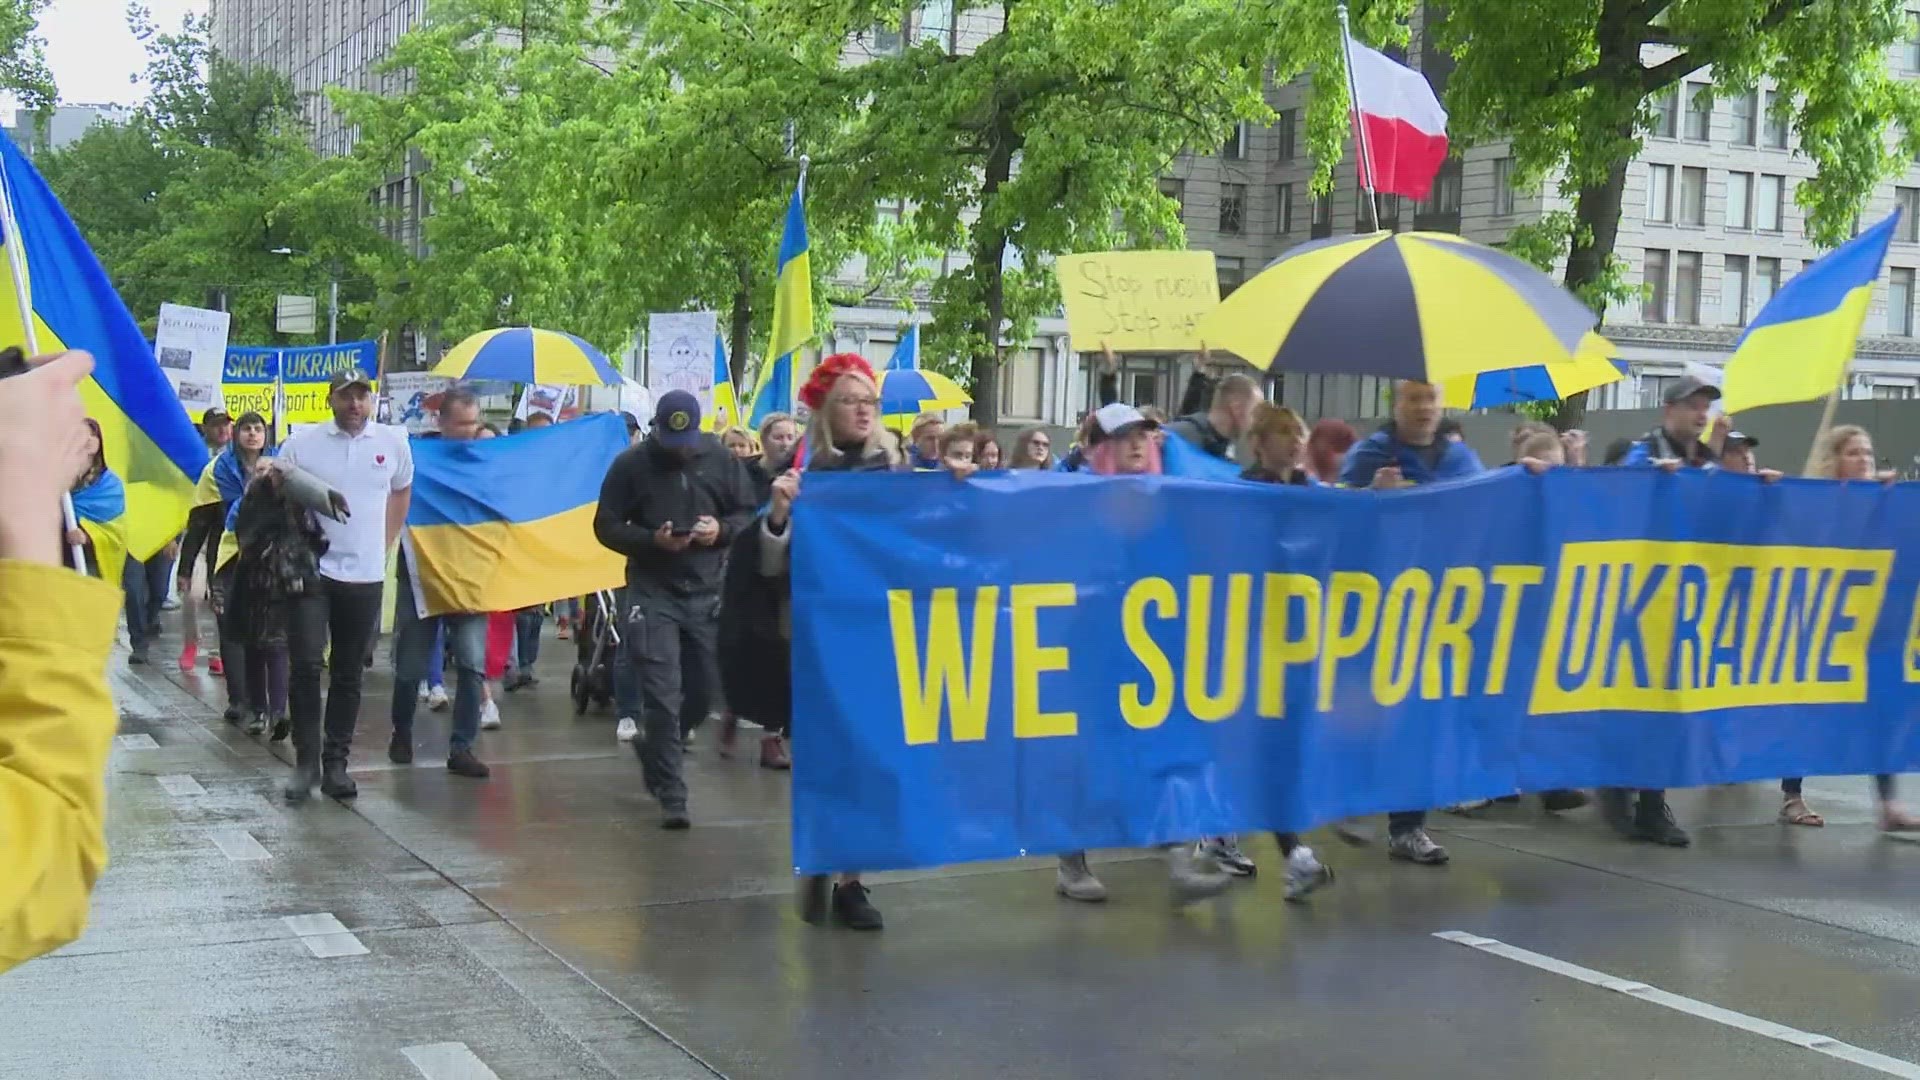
[1550,126,1632,432]
[728,261,753,389]
[968,114,1019,430]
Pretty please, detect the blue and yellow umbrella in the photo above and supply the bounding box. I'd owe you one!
[433,327,622,386]
[1196,231,1599,384]
[878,368,971,417]
[1440,332,1628,408]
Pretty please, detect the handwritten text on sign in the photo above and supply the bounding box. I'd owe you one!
[1056,251,1220,353]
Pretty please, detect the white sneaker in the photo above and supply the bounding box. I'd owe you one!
[480,700,502,730]
[417,684,430,702]
[426,685,450,712]
[1283,845,1335,901]
[615,717,638,742]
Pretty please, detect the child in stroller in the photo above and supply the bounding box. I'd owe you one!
[570,591,619,715]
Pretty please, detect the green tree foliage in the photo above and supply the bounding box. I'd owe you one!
[1433,0,1920,426]
[0,0,51,110]
[333,0,657,353]
[794,0,1359,425]
[40,10,391,343]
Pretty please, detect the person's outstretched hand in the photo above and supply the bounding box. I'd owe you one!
[0,351,93,567]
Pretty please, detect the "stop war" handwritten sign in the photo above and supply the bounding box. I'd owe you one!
[1056,250,1221,353]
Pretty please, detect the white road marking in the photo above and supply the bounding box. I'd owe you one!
[207,829,271,861]
[281,913,370,958]
[114,733,159,749]
[1435,931,1920,1079]
[402,1042,500,1080]
[155,774,205,796]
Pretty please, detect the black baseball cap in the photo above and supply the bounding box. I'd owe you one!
[653,389,702,449]
[1726,430,1759,448]
[200,407,231,425]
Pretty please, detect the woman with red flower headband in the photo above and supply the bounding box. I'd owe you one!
[719,353,943,932]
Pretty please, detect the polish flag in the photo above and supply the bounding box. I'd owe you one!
[1347,36,1449,201]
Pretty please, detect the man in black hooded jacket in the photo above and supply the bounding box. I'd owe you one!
[594,390,757,828]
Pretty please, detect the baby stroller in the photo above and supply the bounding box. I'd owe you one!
[570,590,620,715]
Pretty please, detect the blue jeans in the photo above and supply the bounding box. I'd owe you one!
[426,620,446,689]
[122,552,175,651]
[514,607,543,670]
[390,572,487,753]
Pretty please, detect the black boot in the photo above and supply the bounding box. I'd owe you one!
[320,760,358,800]
[284,759,317,804]
[831,881,883,930]
[1633,793,1690,847]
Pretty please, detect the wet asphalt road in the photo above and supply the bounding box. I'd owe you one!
[7,625,1920,1078]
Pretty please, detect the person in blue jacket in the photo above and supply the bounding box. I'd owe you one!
[1339,380,1483,489]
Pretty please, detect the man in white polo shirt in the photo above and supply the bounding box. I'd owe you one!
[275,367,414,803]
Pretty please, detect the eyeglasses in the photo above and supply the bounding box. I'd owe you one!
[833,395,880,411]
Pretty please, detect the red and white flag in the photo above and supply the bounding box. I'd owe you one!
[1346,36,1449,201]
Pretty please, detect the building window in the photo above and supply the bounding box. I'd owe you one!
[1731,89,1757,146]
[1493,157,1516,216]
[1275,183,1295,235]
[1900,188,1920,242]
[1310,191,1332,238]
[1420,161,1462,215]
[1726,171,1753,229]
[1275,109,1297,161]
[1723,254,1750,326]
[1874,382,1917,399]
[1646,164,1673,223]
[1219,182,1246,234]
[1674,250,1703,324]
[1222,122,1247,161]
[869,20,904,54]
[1891,267,1915,336]
[1679,167,1706,226]
[1378,193,1400,231]
[1684,82,1713,141]
[998,347,1045,420]
[1216,256,1246,297]
[1158,177,1186,220]
[1643,249,1670,323]
[1650,86,1678,138]
[1756,256,1782,309]
[1907,11,1920,72]
[911,0,953,48]
[1763,89,1789,148]
[1756,174,1784,232]
[875,198,905,225]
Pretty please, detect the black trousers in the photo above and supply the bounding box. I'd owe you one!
[287,577,384,766]
[624,590,721,810]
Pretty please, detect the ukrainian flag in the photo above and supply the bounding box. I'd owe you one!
[706,332,742,433]
[1720,210,1899,415]
[749,175,812,426]
[71,468,126,587]
[404,413,628,617]
[0,134,204,559]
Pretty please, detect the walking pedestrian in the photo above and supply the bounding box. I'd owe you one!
[389,386,492,779]
[274,368,414,804]
[593,389,757,829]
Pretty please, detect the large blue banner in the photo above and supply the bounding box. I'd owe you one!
[789,468,1920,873]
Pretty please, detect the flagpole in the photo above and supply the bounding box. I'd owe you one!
[1337,4,1383,234]
[0,159,87,572]
[1801,371,1848,478]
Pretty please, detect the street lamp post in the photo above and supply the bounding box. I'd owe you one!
[270,246,338,344]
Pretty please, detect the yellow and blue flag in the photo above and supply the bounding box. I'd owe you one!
[0,134,205,559]
[404,413,628,617]
[1720,210,1899,415]
[71,468,127,586]
[706,333,742,432]
[749,176,812,426]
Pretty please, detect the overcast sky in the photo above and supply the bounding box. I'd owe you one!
[6,0,206,115]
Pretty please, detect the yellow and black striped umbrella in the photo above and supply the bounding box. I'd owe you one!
[1196,231,1598,384]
